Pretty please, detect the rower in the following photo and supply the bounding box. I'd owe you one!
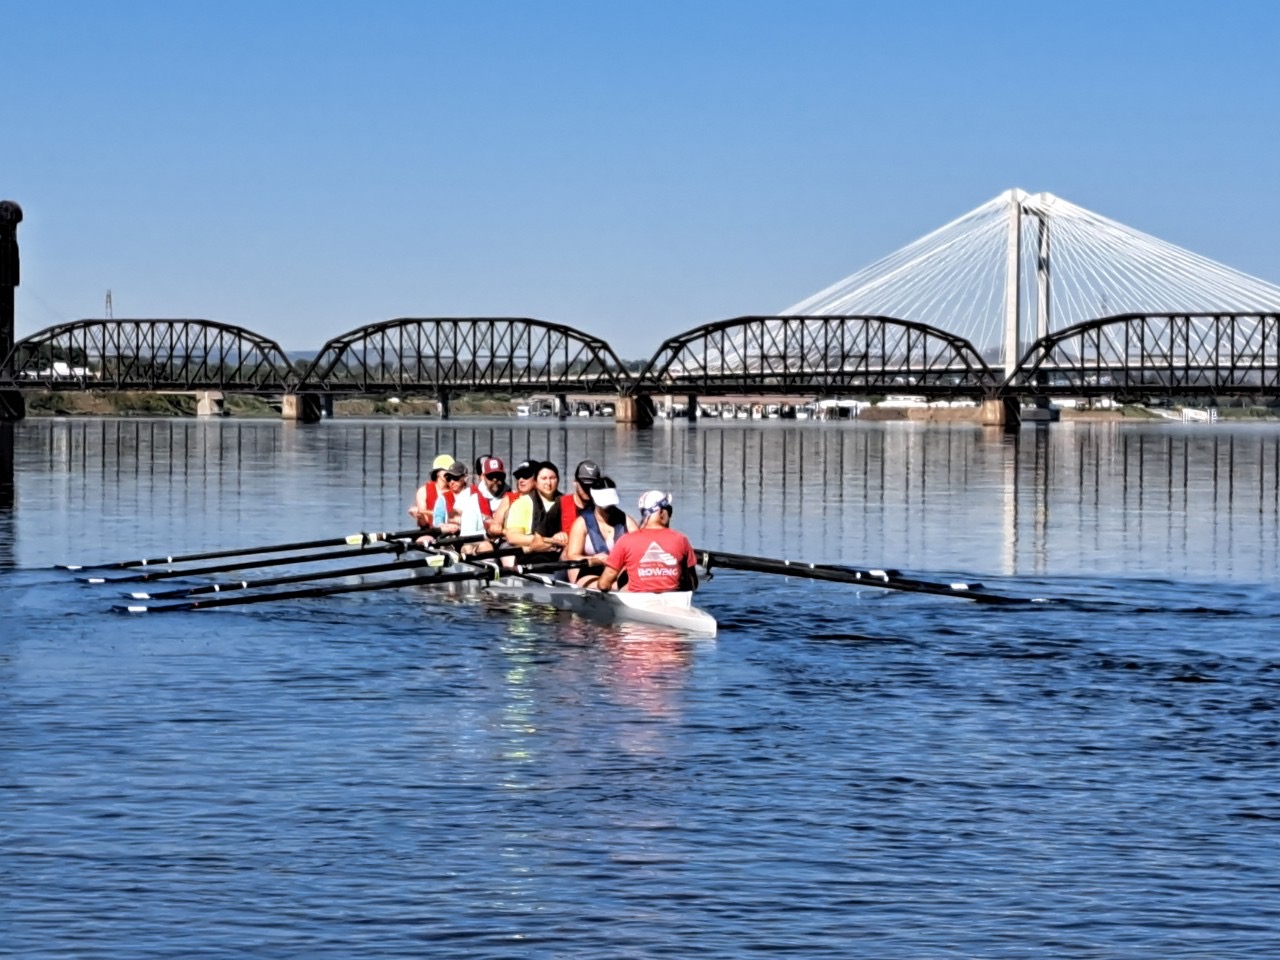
[502,460,568,556]
[594,490,698,594]
[558,459,602,537]
[408,453,456,528]
[492,459,537,532]
[565,476,637,585]
[429,460,470,536]
[459,455,507,543]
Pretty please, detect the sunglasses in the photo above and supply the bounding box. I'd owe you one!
[445,473,466,482]
[485,473,506,482]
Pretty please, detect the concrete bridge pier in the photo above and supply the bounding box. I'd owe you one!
[437,388,450,420]
[686,394,699,422]
[556,393,569,420]
[281,393,323,423]
[980,397,1021,428]
[196,391,225,417]
[614,394,655,427]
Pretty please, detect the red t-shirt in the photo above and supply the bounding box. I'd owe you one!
[605,528,697,593]
[559,494,580,535]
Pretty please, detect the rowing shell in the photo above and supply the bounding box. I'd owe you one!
[482,571,718,636]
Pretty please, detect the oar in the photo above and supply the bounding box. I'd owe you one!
[114,565,502,614]
[79,540,414,584]
[457,554,599,583]
[126,544,526,600]
[697,549,1046,605]
[58,527,431,571]
[85,532,498,586]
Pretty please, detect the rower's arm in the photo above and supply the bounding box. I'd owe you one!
[595,564,621,592]
[564,517,589,562]
[681,540,699,591]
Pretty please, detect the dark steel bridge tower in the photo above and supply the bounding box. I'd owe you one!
[0,200,23,421]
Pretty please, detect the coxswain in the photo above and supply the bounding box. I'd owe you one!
[408,453,456,527]
[502,460,568,556]
[594,490,698,594]
[566,476,638,586]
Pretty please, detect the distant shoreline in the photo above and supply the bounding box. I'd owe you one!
[14,391,1280,424]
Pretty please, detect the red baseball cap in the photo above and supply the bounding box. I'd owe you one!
[480,456,505,475]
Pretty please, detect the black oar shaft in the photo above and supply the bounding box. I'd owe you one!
[117,566,498,614]
[137,544,526,599]
[698,549,1032,605]
[136,555,443,600]
[64,527,429,571]
[91,541,408,584]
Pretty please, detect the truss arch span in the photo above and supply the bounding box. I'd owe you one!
[1009,312,1280,398]
[297,317,634,394]
[5,318,296,391]
[638,315,999,396]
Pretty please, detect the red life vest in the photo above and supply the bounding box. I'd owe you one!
[559,494,581,535]
[468,483,494,518]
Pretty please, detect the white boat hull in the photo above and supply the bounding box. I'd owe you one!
[485,573,717,635]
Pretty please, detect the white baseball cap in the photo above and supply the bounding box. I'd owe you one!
[638,490,673,516]
[592,486,620,508]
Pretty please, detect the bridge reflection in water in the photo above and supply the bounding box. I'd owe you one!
[8,419,1280,581]
[634,421,1280,580]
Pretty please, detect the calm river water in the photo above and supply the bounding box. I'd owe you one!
[3,416,1280,958]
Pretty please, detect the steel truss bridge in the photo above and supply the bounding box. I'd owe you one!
[3,319,296,392]
[297,317,632,397]
[4,313,1280,407]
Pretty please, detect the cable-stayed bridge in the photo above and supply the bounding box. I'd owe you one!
[779,189,1280,375]
[644,190,1280,405]
[4,190,1280,422]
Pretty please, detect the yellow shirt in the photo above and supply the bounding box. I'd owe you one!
[504,493,555,537]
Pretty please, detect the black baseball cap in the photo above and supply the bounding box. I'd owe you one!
[574,459,602,487]
[513,459,539,480]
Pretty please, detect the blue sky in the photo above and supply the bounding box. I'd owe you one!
[5,0,1278,359]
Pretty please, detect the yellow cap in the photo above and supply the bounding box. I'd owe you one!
[432,454,454,470]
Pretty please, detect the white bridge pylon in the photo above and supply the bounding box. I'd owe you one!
[781,188,1280,373]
